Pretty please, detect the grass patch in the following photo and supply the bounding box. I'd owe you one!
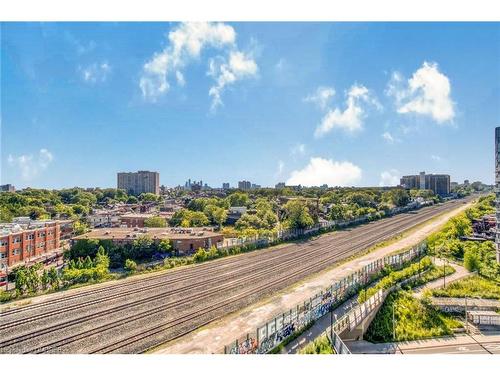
[431,275,500,300]
[299,334,333,354]
[365,290,463,343]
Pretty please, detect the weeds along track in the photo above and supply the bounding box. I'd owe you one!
[0,200,468,353]
[0,201,458,329]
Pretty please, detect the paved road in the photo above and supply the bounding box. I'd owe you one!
[347,333,500,354]
[0,198,472,354]
[397,333,500,354]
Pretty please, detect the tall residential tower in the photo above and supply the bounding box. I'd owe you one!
[117,171,160,196]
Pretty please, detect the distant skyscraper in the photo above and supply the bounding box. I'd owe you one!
[495,127,500,262]
[117,171,160,196]
[238,180,251,191]
[222,183,230,189]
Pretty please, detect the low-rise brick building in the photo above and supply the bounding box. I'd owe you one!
[72,227,224,255]
[0,218,62,279]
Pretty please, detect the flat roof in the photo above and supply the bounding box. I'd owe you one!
[72,227,223,241]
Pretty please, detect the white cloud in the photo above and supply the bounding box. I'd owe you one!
[379,169,400,187]
[304,86,335,110]
[208,50,258,111]
[79,62,111,83]
[290,143,306,156]
[313,84,381,137]
[275,58,286,71]
[382,131,395,144]
[431,154,443,162]
[140,22,257,109]
[8,149,54,181]
[286,157,362,187]
[387,61,455,123]
[277,160,285,175]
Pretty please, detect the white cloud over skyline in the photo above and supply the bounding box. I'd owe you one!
[379,169,400,187]
[386,61,455,123]
[8,149,54,181]
[286,157,362,187]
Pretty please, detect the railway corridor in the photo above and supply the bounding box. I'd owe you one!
[0,198,472,354]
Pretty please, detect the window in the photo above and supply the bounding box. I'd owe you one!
[12,249,21,255]
[27,234,35,240]
[0,252,6,259]
[13,237,21,243]
[0,239,7,246]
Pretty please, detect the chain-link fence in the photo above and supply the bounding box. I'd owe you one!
[223,240,427,354]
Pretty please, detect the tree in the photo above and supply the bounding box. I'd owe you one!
[204,204,227,227]
[144,216,167,228]
[464,248,480,272]
[133,235,154,251]
[283,200,314,229]
[139,193,159,202]
[158,239,173,254]
[227,192,249,207]
[73,221,90,236]
[169,209,191,227]
[329,204,347,221]
[124,259,137,273]
[235,214,265,230]
[48,267,60,290]
[190,211,209,227]
[41,269,50,290]
[127,196,139,204]
[383,189,410,207]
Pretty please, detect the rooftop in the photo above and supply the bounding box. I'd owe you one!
[72,227,223,241]
[0,218,59,235]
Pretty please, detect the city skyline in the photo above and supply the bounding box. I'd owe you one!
[1,22,499,189]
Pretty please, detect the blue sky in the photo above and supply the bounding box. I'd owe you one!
[1,22,499,189]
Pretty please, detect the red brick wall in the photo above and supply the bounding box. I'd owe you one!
[0,222,61,267]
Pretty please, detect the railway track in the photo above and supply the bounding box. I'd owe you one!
[1,200,460,319]
[0,203,442,318]
[0,199,470,354]
[0,205,438,329]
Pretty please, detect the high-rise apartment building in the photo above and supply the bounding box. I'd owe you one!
[0,184,15,192]
[117,171,160,196]
[495,127,500,262]
[400,171,450,196]
[238,180,252,191]
[222,183,230,189]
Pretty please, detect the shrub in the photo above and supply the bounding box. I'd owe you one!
[124,259,138,273]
